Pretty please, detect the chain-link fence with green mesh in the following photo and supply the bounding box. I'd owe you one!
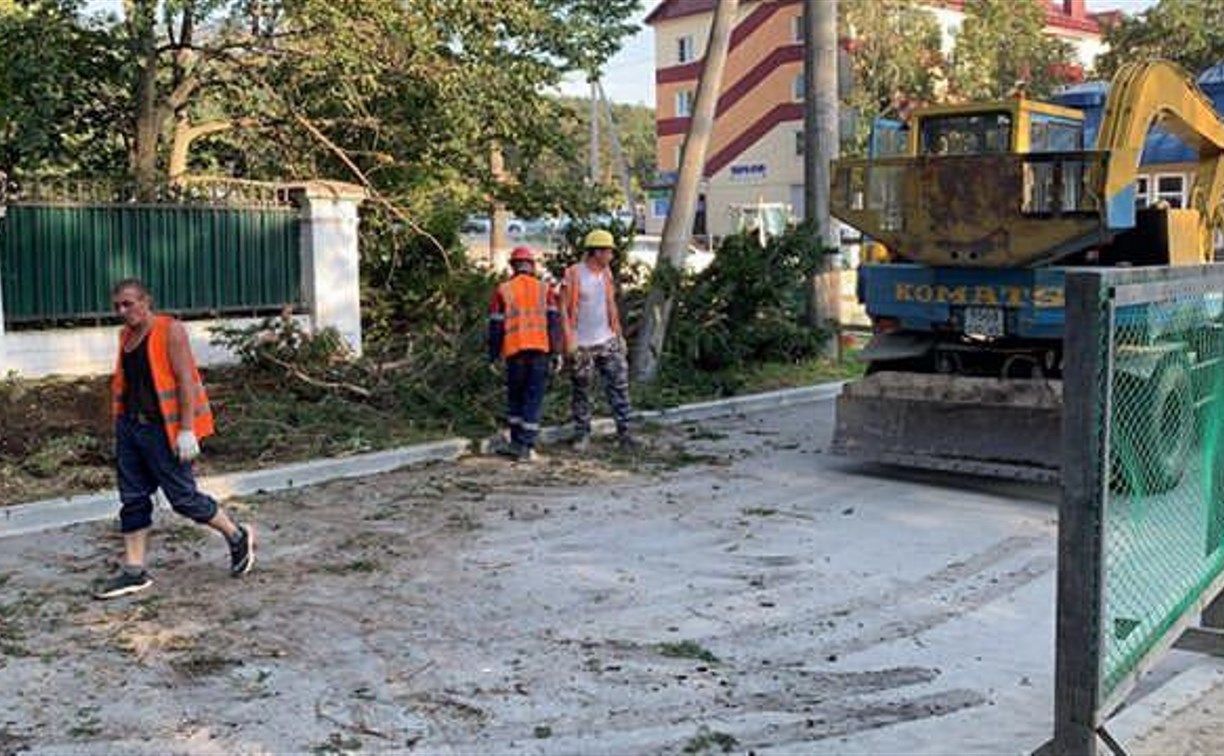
[1051,266,1224,754]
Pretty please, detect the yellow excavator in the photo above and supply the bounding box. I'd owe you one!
[828,60,1224,483]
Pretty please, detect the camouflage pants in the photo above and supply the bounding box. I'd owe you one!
[570,337,632,437]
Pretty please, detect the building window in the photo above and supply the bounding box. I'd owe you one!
[677,35,695,64]
[652,197,671,218]
[676,89,694,117]
[1155,174,1186,208]
[792,73,805,102]
[795,131,805,156]
[1135,175,1149,209]
[792,14,804,42]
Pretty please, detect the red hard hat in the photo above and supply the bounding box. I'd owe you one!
[510,246,535,264]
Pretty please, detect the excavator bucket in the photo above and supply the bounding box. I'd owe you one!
[830,372,1063,482]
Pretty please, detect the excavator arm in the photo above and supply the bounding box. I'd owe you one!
[1097,60,1224,260]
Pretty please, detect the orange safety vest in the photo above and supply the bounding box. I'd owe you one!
[561,262,621,352]
[111,315,215,447]
[497,275,553,357]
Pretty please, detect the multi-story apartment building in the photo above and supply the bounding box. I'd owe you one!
[644,0,1110,238]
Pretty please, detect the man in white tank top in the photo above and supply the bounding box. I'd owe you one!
[560,229,638,450]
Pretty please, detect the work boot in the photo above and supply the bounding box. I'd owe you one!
[571,434,590,453]
[229,524,256,577]
[93,567,153,600]
[515,445,539,463]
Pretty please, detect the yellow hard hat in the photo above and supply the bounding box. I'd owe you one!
[583,229,616,250]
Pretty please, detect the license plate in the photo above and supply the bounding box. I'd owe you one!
[963,306,1005,337]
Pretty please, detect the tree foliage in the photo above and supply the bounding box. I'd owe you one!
[1096,0,1224,79]
[1,0,642,214]
[950,0,1077,100]
[0,0,127,176]
[667,226,826,373]
[839,0,944,154]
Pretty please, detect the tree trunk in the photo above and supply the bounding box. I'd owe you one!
[129,0,161,200]
[169,119,234,182]
[631,0,738,384]
[804,0,840,357]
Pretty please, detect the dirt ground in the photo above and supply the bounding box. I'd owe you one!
[2,402,1079,754]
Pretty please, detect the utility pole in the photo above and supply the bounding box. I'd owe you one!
[598,81,635,216]
[804,0,840,358]
[589,78,602,184]
[632,0,739,383]
[490,144,508,269]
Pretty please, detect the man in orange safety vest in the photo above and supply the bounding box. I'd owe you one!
[488,246,562,462]
[95,278,255,600]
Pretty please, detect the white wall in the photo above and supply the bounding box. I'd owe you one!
[0,316,311,378]
[0,181,365,379]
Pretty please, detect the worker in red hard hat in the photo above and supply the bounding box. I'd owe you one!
[487,246,562,461]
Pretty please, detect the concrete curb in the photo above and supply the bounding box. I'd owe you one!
[479,379,847,452]
[3,380,848,538]
[1110,658,1224,746]
[0,438,470,540]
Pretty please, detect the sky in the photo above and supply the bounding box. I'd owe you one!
[564,0,1160,107]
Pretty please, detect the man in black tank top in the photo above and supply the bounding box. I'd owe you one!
[121,333,163,425]
[94,279,256,600]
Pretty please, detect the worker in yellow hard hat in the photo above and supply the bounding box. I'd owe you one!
[558,229,639,451]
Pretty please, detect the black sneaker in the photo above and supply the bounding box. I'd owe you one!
[617,434,642,451]
[229,524,256,577]
[93,569,152,600]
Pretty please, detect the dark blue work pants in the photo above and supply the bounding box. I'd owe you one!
[115,415,219,533]
[506,350,550,449]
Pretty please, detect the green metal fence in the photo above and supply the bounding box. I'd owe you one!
[1051,266,1224,754]
[0,202,301,325]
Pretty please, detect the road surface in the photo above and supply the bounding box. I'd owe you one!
[1,399,1076,754]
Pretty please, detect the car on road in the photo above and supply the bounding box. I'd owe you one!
[626,235,714,273]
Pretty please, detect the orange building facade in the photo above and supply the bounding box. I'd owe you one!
[644,0,1109,239]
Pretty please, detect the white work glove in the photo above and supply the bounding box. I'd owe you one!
[176,430,201,462]
[550,354,564,376]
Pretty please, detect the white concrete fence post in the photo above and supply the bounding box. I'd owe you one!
[295,181,367,357]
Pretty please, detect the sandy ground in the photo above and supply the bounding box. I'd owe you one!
[1,402,1081,754]
[1130,670,1224,755]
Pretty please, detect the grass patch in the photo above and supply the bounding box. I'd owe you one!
[311,732,363,755]
[656,640,719,664]
[171,652,242,679]
[1,351,860,507]
[67,717,102,739]
[320,559,383,575]
[634,356,861,412]
[682,726,739,754]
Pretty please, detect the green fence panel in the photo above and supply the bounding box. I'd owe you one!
[0,203,301,324]
[1051,266,1224,753]
[1101,288,1224,700]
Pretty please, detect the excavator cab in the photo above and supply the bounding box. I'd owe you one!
[832,98,1110,269]
[828,61,1224,482]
